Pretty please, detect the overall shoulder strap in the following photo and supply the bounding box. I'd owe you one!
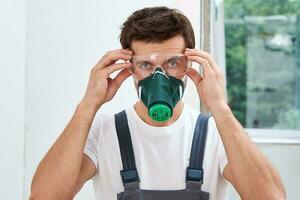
[114,110,140,190]
[186,113,210,189]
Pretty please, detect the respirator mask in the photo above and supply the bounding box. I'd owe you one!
[128,53,191,122]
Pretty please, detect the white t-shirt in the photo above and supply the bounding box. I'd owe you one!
[84,104,229,200]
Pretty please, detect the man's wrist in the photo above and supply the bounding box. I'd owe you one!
[209,101,240,135]
[77,100,101,117]
[210,101,232,118]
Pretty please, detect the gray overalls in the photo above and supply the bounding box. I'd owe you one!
[114,111,210,200]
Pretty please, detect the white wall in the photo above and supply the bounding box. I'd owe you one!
[0,0,26,198]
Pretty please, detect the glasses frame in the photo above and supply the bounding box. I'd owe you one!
[128,53,192,80]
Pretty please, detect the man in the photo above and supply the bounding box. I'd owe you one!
[29,7,286,200]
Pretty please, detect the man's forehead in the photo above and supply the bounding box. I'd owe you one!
[130,35,186,56]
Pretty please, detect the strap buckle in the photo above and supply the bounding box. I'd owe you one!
[120,169,140,185]
[186,167,203,183]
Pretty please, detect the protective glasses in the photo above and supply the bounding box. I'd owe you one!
[128,53,191,80]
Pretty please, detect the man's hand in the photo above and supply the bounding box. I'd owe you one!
[185,48,226,111]
[82,49,132,110]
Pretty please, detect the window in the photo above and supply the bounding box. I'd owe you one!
[224,0,300,130]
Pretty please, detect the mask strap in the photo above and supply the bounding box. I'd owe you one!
[138,86,142,99]
[179,85,183,98]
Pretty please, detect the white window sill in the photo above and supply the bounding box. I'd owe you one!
[246,128,300,144]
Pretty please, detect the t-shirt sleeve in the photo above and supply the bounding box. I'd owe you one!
[84,115,102,171]
[218,139,228,178]
[211,117,229,177]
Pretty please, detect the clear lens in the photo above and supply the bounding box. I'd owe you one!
[130,53,190,80]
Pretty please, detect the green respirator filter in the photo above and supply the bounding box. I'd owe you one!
[149,103,172,122]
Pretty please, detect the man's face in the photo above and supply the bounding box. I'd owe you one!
[130,35,187,82]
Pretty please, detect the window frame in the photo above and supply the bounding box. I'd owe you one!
[210,0,300,141]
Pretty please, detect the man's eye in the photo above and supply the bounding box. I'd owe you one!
[139,62,151,69]
[168,58,178,68]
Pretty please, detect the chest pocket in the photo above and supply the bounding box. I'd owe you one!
[114,110,210,200]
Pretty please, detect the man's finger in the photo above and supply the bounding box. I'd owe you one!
[186,68,203,85]
[186,55,213,75]
[103,62,131,75]
[95,49,132,70]
[184,49,217,70]
[111,69,132,89]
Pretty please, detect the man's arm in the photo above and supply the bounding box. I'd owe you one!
[185,48,286,200]
[213,103,286,200]
[29,103,98,200]
[73,154,98,196]
[29,49,133,200]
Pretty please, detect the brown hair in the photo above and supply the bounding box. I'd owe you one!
[119,6,195,49]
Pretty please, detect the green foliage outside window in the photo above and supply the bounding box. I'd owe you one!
[224,0,300,128]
